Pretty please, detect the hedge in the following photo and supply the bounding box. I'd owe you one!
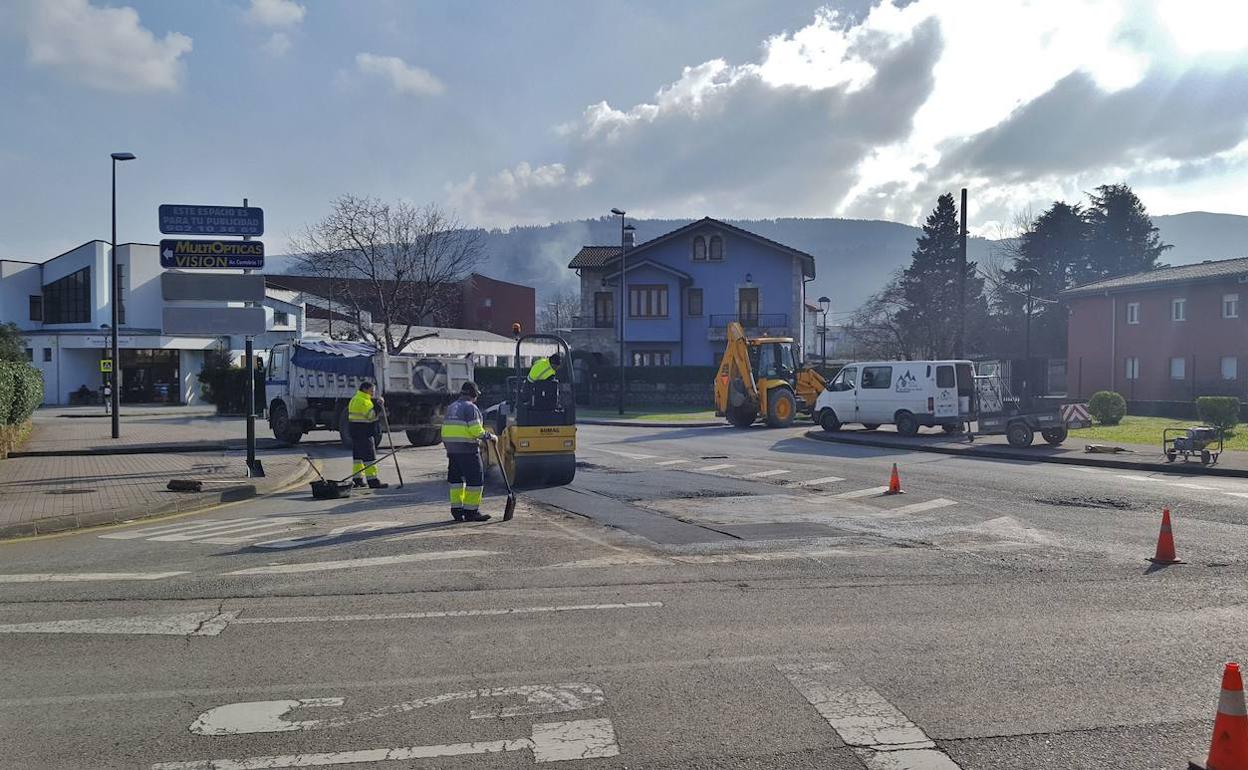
[1088,390,1127,426]
[1197,396,1240,434]
[0,361,43,425]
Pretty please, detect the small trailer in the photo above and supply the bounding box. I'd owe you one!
[972,372,1091,447]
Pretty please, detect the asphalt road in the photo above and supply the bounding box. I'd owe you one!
[3,422,1247,769]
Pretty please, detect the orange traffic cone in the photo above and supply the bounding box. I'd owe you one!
[1149,507,1184,565]
[884,463,903,495]
[1190,662,1248,770]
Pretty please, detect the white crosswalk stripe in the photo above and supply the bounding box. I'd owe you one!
[830,486,888,499]
[695,463,736,472]
[747,469,791,478]
[100,517,313,545]
[655,459,690,466]
[788,476,845,488]
[890,498,958,515]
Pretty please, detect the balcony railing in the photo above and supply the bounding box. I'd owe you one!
[569,315,614,329]
[707,313,788,330]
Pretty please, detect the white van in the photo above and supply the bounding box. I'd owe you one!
[814,360,976,435]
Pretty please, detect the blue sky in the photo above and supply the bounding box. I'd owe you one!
[2,0,1247,260]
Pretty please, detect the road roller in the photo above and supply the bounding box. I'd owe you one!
[483,333,576,488]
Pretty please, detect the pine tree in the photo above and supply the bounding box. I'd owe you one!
[896,193,990,359]
[1084,184,1170,278]
[997,201,1088,357]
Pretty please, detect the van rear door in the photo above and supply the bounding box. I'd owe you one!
[934,364,958,419]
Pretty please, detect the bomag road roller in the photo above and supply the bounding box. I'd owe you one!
[483,333,577,488]
[714,321,825,428]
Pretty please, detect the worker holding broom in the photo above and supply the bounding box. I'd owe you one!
[441,381,495,522]
[347,381,388,489]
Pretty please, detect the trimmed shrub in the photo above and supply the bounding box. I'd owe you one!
[0,361,43,426]
[198,353,263,415]
[0,365,12,425]
[1197,396,1240,434]
[1088,390,1127,426]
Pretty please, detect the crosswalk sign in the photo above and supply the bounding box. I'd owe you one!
[100,359,113,373]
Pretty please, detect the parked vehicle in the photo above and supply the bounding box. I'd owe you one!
[972,367,1090,447]
[264,340,473,447]
[815,360,976,435]
[713,321,826,428]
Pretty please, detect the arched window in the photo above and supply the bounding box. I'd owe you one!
[693,236,706,261]
[709,235,724,261]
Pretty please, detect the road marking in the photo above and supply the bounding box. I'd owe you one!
[890,498,957,515]
[778,662,961,769]
[253,521,405,550]
[1225,492,1248,499]
[654,459,689,466]
[99,517,312,546]
[748,469,791,478]
[149,520,304,543]
[231,603,663,625]
[1113,474,1167,483]
[0,610,235,636]
[788,476,845,488]
[672,548,851,564]
[551,554,670,568]
[831,486,888,499]
[99,518,267,539]
[695,463,736,472]
[1168,482,1217,491]
[0,571,188,583]
[223,550,495,575]
[152,718,618,768]
[1070,467,1108,473]
[581,447,657,460]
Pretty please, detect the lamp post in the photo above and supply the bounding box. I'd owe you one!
[611,207,627,415]
[109,151,136,438]
[817,295,831,374]
[1018,267,1040,405]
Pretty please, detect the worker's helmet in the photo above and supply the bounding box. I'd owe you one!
[512,322,522,338]
[460,381,480,398]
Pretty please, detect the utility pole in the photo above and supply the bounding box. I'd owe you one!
[957,187,968,359]
[611,208,627,415]
[108,152,136,438]
[243,197,261,477]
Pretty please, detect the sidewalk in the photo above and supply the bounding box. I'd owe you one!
[805,426,1248,478]
[0,449,313,539]
[16,406,279,456]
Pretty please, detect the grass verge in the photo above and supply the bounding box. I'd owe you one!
[1071,415,1247,451]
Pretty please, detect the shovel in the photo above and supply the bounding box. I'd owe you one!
[489,438,516,521]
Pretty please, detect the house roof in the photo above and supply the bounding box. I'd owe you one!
[567,217,817,277]
[1060,256,1248,298]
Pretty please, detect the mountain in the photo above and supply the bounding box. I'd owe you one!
[1153,212,1248,264]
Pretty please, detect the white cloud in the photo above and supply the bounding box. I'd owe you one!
[451,0,1248,229]
[353,53,444,96]
[247,0,304,28]
[263,31,292,57]
[24,0,192,93]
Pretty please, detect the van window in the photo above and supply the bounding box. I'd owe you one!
[829,367,857,391]
[936,365,955,388]
[861,366,892,389]
[955,363,974,396]
[269,347,287,379]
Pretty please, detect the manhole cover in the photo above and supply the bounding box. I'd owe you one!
[47,489,95,495]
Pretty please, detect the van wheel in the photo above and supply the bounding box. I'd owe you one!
[895,411,920,437]
[766,389,797,428]
[1041,427,1068,446]
[819,409,841,433]
[1007,421,1035,448]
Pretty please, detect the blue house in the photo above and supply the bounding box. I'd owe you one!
[566,218,818,366]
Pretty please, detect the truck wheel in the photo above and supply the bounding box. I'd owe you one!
[819,409,841,433]
[1041,427,1068,446]
[765,389,797,428]
[1007,421,1035,448]
[895,411,920,437]
[270,402,302,446]
[726,404,756,428]
[406,428,442,447]
[338,405,353,449]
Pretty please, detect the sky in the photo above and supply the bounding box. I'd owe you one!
[2,0,1248,260]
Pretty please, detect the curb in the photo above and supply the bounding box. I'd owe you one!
[580,419,723,428]
[0,456,318,542]
[9,439,342,458]
[804,430,1248,479]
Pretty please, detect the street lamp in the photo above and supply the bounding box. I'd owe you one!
[1017,267,1040,405]
[817,296,831,374]
[109,151,136,438]
[611,208,627,415]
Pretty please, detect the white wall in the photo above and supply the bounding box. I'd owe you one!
[117,243,163,330]
[0,261,42,331]
[58,348,101,406]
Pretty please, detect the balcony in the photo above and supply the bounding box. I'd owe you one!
[706,313,790,340]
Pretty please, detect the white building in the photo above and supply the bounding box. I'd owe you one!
[1,241,305,406]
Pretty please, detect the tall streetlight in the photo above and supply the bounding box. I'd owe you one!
[1018,267,1040,405]
[109,152,136,438]
[611,208,627,415]
[817,296,831,374]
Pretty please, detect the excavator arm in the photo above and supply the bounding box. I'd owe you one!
[714,322,761,427]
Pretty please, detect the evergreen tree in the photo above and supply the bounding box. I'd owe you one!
[997,201,1088,357]
[896,193,990,359]
[1084,183,1170,278]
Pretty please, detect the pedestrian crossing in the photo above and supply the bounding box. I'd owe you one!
[99,517,315,546]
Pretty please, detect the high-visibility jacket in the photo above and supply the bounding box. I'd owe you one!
[348,390,378,423]
[527,358,556,383]
[442,397,486,454]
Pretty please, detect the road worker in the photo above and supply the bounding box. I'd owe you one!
[442,381,495,522]
[347,381,388,489]
[526,352,563,383]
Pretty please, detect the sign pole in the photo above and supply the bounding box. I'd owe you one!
[242,197,260,477]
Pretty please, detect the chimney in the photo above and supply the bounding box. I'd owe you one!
[623,225,636,251]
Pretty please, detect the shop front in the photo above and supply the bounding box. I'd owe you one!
[119,348,182,404]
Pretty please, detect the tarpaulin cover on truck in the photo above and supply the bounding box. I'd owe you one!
[291,340,376,379]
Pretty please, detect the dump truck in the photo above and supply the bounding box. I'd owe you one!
[264,339,473,447]
[713,321,826,428]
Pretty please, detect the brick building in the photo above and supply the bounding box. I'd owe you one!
[1061,257,1248,403]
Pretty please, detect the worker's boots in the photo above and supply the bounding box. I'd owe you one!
[367,478,388,490]
[352,477,366,488]
[461,511,491,523]
[450,508,465,522]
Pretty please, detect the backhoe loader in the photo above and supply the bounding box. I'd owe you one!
[713,321,825,428]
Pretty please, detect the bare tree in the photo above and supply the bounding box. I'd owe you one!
[538,291,580,332]
[289,195,483,353]
[849,272,914,360]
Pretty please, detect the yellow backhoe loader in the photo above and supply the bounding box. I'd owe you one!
[713,321,826,428]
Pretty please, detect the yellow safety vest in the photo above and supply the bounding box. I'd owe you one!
[527,358,556,382]
[441,397,486,452]
[348,390,377,423]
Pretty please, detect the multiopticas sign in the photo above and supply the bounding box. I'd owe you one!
[159,239,265,269]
